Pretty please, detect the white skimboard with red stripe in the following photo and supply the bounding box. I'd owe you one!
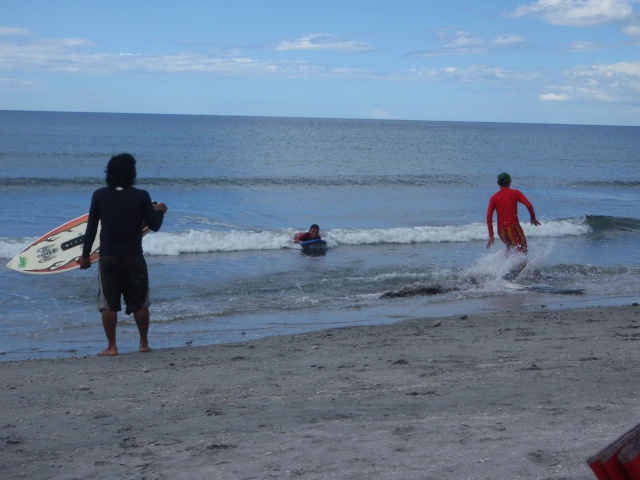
[6,214,150,275]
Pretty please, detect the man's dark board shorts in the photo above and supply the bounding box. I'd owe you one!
[97,255,150,315]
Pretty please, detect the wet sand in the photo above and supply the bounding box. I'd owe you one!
[1,304,639,479]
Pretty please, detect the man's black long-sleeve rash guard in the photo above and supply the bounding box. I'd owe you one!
[82,186,164,258]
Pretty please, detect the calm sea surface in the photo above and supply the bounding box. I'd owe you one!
[1,111,639,361]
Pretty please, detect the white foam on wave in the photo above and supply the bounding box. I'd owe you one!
[0,218,592,259]
[0,237,35,260]
[331,223,488,245]
[522,217,591,238]
[142,229,297,256]
[330,218,589,247]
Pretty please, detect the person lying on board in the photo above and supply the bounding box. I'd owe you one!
[293,224,321,243]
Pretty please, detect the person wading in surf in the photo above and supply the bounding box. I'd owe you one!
[486,172,541,279]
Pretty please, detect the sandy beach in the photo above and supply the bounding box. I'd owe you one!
[1,304,639,479]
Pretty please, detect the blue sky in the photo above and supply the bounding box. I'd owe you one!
[2,0,639,125]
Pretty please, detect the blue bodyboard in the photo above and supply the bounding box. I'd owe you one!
[299,239,327,248]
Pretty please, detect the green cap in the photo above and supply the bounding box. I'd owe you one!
[497,172,511,185]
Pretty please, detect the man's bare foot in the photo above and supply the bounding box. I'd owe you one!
[139,343,151,353]
[98,348,118,356]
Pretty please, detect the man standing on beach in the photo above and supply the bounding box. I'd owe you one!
[486,172,540,278]
[78,153,168,356]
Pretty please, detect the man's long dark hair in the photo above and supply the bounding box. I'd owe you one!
[105,153,137,188]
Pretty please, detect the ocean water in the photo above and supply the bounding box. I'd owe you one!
[1,111,639,361]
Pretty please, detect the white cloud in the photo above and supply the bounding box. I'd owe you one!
[414,30,528,57]
[446,31,484,49]
[0,32,378,79]
[568,41,604,51]
[492,35,528,46]
[542,60,640,103]
[540,92,570,101]
[622,23,640,36]
[508,0,636,27]
[410,65,541,83]
[0,76,45,92]
[369,108,399,120]
[0,26,31,36]
[274,34,374,53]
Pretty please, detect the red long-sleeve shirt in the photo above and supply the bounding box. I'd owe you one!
[294,231,321,242]
[486,187,536,237]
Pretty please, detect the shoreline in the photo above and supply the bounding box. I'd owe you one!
[1,304,639,479]
[1,291,634,364]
